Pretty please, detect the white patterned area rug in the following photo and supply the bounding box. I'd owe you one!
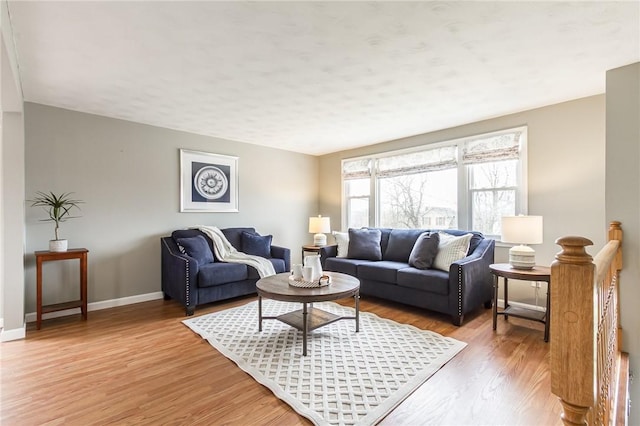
[183,300,466,426]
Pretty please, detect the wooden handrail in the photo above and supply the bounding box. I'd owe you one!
[594,240,620,285]
[550,221,625,426]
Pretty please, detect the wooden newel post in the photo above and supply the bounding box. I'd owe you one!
[551,236,594,426]
[609,221,622,272]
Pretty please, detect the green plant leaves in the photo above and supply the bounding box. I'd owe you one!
[29,191,83,240]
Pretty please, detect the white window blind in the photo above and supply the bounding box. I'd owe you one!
[342,159,371,179]
[377,146,457,178]
[462,131,521,165]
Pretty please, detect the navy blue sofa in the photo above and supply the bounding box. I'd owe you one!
[320,228,494,325]
[161,227,290,315]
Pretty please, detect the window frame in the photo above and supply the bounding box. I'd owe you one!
[340,126,528,239]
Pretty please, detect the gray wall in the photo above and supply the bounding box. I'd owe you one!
[319,95,607,306]
[606,62,639,425]
[24,103,318,312]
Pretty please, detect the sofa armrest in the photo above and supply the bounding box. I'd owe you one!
[270,245,291,271]
[319,245,338,267]
[448,238,495,324]
[161,237,200,315]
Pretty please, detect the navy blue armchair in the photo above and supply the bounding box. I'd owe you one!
[161,227,290,315]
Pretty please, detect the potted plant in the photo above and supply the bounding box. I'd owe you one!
[30,191,83,252]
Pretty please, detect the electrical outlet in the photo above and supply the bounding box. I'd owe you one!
[530,282,543,288]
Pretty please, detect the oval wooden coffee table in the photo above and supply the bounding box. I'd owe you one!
[256,271,360,356]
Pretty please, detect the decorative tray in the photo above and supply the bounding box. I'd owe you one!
[288,275,331,288]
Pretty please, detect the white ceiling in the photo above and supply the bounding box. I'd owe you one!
[6,1,640,156]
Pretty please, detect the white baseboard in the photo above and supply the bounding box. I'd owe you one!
[496,299,546,312]
[24,291,165,323]
[5,294,543,340]
[1,322,26,342]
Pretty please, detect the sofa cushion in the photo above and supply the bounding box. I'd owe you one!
[198,262,248,287]
[324,257,373,277]
[408,232,440,269]
[348,228,382,260]
[175,235,214,266]
[247,258,287,279]
[221,227,256,251]
[397,268,450,296]
[242,231,272,258]
[358,261,407,284]
[383,229,424,262]
[332,231,349,257]
[433,232,473,271]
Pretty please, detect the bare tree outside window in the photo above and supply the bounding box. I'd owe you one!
[379,169,457,229]
[470,160,517,235]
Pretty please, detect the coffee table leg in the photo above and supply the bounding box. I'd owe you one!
[258,296,263,332]
[355,292,360,333]
[302,302,308,356]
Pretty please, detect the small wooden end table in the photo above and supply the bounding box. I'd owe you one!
[256,271,360,356]
[301,244,323,261]
[489,263,551,342]
[35,248,89,330]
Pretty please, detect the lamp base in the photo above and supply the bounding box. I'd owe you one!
[313,233,327,246]
[509,245,536,269]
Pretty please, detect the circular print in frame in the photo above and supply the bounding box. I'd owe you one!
[193,166,229,200]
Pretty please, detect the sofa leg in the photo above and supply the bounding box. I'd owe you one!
[186,306,195,316]
[484,300,492,309]
[163,292,171,301]
[451,315,464,326]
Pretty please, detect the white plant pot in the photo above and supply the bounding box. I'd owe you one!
[49,239,68,252]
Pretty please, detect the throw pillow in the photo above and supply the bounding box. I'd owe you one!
[384,229,424,262]
[332,231,349,257]
[408,232,440,269]
[347,228,382,260]
[433,232,473,272]
[175,235,214,266]
[242,232,272,258]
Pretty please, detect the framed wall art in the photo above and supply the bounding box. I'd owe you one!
[180,149,239,212]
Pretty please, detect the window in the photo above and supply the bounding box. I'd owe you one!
[341,127,527,238]
[469,161,517,235]
[377,146,457,229]
[463,131,523,237]
[343,159,371,229]
[345,179,370,229]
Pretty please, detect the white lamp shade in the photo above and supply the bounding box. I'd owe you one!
[309,216,331,233]
[309,215,331,246]
[501,215,543,245]
[502,215,543,269]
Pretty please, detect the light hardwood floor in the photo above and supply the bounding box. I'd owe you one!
[1,296,562,425]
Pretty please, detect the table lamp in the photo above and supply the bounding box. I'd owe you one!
[501,215,543,269]
[309,215,331,246]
